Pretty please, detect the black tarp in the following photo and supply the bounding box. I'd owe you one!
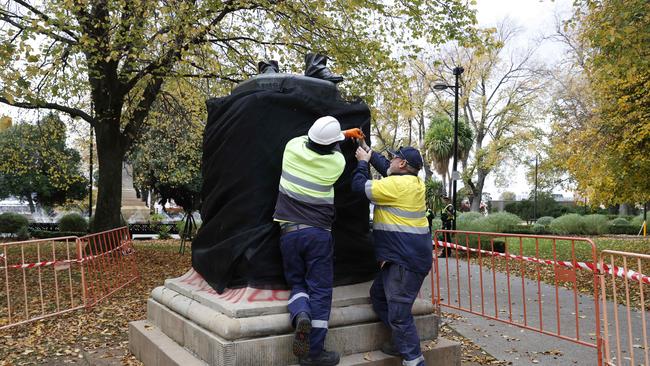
[192,74,377,293]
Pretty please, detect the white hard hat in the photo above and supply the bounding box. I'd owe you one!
[307,116,345,145]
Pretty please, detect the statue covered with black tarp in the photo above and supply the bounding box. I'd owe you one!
[192,57,377,293]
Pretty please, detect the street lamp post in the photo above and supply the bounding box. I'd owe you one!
[434,66,464,230]
[89,125,93,219]
[534,154,538,222]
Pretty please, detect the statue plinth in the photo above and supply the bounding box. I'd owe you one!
[129,269,461,365]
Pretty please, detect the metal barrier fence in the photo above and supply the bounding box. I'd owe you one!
[0,227,138,330]
[599,250,649,366]
[79,227,139,307]
[433,229,604,365]
[0,237,84,330]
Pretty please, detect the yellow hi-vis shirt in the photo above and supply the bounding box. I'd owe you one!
[364,174,432,273]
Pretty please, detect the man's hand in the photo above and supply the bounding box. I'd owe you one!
[343,128,365,139]
[358,138,371,152]
[355,146,371,162]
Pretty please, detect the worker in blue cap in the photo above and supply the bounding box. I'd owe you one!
[352,141,432,366]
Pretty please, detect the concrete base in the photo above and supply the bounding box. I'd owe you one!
[130,320,459,366]
[129,269,460,365]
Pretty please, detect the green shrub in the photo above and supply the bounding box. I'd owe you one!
[608,217,637,235]
[507,225,532,234]
[29,229,86,239]
[536,216,554,226]
[158,225,171,239]
[456,212,484,230]
[581,214,609,235]
[150,213,165,224]
[58,213,88,233]
[176,219,202,238]
[0,212,29,235]
[609,217,629,226]
[549,214,585,235]
[430,218,442,232]
[455,212,522,250]
[630,215,645,228]
[532,223,548,234]
[16,226,30,240]
[607,224,638,235]
[482,212,522,233]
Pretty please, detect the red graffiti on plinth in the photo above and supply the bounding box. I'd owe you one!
[178,269,289,303]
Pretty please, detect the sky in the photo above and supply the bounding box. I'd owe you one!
[472,0,574,200]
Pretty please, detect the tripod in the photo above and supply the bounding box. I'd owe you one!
[179,211,197,254]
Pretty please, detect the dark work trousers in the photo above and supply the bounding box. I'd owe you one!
[280,227,334,357]
[370,263,427,366]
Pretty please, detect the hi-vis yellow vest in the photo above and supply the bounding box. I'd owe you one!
[279,136,344,204]
[273,136,345,227]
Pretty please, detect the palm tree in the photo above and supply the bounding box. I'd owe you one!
[425,115,474,197]
[425,115,453,196]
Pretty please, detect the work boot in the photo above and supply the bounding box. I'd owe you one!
[380,341,401,357]
[299,349,341,366]
[293,312,311,358]
[304,53,343,83]
[258,60,279,74]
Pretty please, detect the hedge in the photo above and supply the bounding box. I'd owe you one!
[0,212,29,234]
[549,214,585,235]
[58,213,88,233]
[29,229,87,239]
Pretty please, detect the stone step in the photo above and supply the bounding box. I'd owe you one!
[292,338,461,366]
[130,320,459,366]
[129,320,208,366]
[136,298,438,365]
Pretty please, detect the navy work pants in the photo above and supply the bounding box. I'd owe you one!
[280,227,333,357]
[370,263,427,366]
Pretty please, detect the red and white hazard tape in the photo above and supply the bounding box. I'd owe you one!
[0,242,134,270]
[434,240,650,285]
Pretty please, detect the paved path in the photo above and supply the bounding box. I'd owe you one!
[436,257,649,366]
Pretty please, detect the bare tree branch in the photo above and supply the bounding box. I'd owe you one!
[0,97,95,124]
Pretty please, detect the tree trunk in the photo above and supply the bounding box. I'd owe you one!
[93,120,125,232]
[27,196,35,213]
[618,203,630,216]
[423,164,433,181]
[440,173,447,198]
[470,169,488,212]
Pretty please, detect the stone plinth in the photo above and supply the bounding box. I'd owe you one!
[129,269,460,366]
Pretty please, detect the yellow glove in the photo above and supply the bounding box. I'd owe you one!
[343,128,365,139]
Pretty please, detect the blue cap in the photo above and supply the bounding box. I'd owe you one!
[387,146,423,170]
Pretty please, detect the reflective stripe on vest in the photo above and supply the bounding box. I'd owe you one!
[279,185,334,205]
[375,206,426,219]
[281,170,331,193]
[373,222,430,235]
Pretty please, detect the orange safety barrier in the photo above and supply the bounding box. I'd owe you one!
[1,236,84,330]
[79,227,139,307]
[433,229,604,365]
[599,250,649,366]
[0,227,138,330]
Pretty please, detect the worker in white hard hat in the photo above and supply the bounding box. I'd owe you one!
[273,116,364,366]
